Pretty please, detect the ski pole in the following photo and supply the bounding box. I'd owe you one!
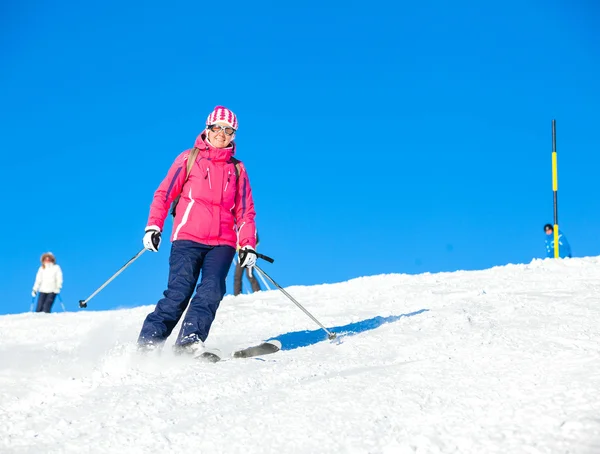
[79,248,146,308]
[243,253,272,291]
[251,252,273,289]
[254,265,336,340]
[57,294,66,312]
[234,249,273,290]
[30,296,35,312]
[255,267,272,291]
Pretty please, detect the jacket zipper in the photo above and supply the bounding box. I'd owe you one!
[224,170,231,192]
[206,167,212,189]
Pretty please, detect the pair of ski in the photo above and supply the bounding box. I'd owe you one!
[197,339,281,363]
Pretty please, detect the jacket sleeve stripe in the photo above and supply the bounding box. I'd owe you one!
[240,176,247,218]
[164,166,183,202]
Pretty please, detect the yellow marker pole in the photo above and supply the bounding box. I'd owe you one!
[552,120,559,258]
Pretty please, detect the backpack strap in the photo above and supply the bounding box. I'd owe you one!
[230,156,241,180]
[170,147,199,217]
[185,147,200,180]
[229,157,243,223]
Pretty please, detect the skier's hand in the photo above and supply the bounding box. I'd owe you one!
[238,245,257,268]
[143,226,162,252]
[31,290,37,298]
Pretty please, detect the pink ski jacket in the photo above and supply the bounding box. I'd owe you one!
[146,132,257,249]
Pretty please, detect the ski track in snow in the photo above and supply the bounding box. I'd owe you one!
[1,257,600,453]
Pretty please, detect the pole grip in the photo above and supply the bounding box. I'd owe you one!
[256,252,274,263]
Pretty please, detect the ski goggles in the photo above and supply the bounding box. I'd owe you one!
[208,124,236,136]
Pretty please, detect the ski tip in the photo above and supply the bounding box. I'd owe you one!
[265,339,282,351]
[232,340,281,359]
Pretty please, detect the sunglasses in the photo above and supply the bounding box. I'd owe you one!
[208,124,236,136]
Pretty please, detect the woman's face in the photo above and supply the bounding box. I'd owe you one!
[207,122,235,148]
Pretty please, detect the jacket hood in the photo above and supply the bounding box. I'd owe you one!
[40,252,55,263]
[194,132,236,162]
[40,252,56,267]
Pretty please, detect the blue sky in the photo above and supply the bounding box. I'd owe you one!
[1,0,599,315]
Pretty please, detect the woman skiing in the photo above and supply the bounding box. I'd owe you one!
[138,106,258,354]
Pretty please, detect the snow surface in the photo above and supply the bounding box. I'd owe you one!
[1,258,600,454]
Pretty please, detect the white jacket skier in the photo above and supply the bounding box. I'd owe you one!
[32,252,63,295]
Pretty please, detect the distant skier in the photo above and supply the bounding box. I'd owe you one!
[138,106,258,354]
[234,232,262,296]
[544,224,572,258]
[32,252,63,313]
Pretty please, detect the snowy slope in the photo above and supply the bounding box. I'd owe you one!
[1,258,599,454]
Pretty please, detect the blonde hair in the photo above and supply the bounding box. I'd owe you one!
[40,252,56,268]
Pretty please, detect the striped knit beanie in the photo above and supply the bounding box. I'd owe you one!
[206,106,238,130]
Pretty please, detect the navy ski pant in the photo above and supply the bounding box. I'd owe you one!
[36,292,56,313]
[138,240,236,346]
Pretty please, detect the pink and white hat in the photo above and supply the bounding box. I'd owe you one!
[206,106,238,130]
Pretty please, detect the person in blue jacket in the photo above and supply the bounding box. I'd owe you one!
[544,224,572,258]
